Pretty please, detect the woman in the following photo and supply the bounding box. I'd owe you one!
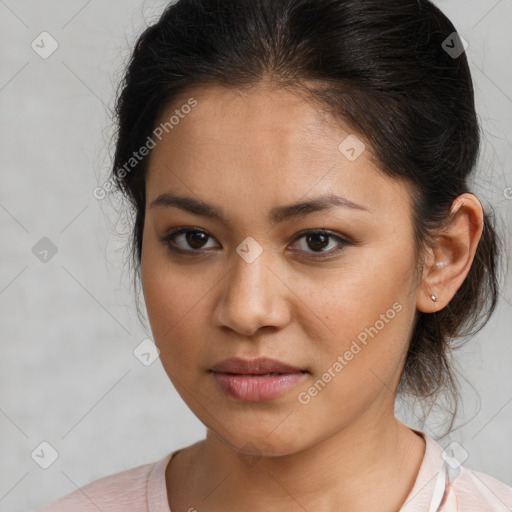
[37,0,512,510]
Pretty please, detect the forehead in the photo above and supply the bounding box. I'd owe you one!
[155,82,344,158]
[145,82,413,219]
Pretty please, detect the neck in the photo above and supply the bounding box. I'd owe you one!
[168,412,426,512]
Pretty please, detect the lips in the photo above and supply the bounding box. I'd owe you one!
[210,357,306,375]
[209,357,308,401]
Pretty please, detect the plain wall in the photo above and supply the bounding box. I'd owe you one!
[0,1,510,510]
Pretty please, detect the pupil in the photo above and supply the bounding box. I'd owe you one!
[308,233,328,251]
[187,231,207,249]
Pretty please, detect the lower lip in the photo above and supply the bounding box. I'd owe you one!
[212,372,307,402]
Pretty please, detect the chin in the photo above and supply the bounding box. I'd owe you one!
[230,435,304,458]
[209,416,311,458]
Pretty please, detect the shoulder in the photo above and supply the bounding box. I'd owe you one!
[34,453,173,512]
[423,433,512,511]
[448,466,512,511]
[402,431,512,511]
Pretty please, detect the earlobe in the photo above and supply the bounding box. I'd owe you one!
[416,193,484,313]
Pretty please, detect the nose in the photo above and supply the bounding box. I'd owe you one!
[213,248,291,337]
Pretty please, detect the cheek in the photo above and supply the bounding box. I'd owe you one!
[140,238,210,370]
[300,243,417,389]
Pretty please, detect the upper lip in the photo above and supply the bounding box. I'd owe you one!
[210,357,306,375]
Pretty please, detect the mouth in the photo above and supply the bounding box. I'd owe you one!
[209,357,309,402]
[210,356,307,375]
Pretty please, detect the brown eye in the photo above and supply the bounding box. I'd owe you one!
[161,228,218,253]
[185,230,209,249]
[305,233,330,252]
[161,227,352,259]
[290,229,351,258]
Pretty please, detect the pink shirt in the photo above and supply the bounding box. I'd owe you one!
[35,432,512,511]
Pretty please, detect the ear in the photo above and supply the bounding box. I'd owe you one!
[417,193,484,313]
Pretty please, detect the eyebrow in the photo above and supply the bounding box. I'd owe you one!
[149,193,370,224]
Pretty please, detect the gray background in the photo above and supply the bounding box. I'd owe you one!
[0,1,510,511]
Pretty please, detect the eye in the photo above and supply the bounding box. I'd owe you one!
[160,227,352,258]
[160,227,219,253]
[289,229,351,258]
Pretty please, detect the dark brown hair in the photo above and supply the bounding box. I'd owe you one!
[109,0,501,429]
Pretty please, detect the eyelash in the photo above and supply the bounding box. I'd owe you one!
[159,227,353,259]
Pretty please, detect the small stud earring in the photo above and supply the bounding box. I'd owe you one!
[430,294,437,302]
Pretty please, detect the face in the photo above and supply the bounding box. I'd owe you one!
[141,82,423,456]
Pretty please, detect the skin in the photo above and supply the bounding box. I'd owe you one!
[140,81,484,512]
